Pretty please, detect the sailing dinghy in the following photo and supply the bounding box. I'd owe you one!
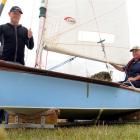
[0,0,140,122]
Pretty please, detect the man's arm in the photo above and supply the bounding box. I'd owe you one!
[128,75,140,81]
[0,25,3,36]
[110,63,125,72]
[25,28,34,49]
[26,37,34,49]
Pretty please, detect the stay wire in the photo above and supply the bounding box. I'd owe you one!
[48,56,77,71]
[89,0,111,74]
[25,0,36,65]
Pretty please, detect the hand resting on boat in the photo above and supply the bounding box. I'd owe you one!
[109,46,140,88]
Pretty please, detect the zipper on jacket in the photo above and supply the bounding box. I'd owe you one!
[0,34,4,56]
[14,26,18,62]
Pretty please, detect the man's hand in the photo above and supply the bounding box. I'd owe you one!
[28,28,33,39]
[128,75,140,82]
[128,77,137,82]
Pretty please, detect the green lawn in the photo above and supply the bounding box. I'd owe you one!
[1,125,139,140]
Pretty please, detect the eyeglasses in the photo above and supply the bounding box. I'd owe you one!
[132,50,140,53]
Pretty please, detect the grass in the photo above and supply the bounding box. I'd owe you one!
[2,124,139,140]
[0,127,8,140]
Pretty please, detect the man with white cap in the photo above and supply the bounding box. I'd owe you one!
[0,6,34,65]
[110,45,140,88]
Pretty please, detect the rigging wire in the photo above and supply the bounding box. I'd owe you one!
[48,56,77,71]
[42,1,126,74]
[35,0,49,68]
[45,1,126,76]
[25,0,36,65]
[85,59,91,78]
[35,21,46,68]
[45,0,79,71]
[45,50,48,70]
[89,0,107,60]
[89,0,112,75]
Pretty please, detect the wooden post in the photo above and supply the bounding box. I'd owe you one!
[7,109,60,125]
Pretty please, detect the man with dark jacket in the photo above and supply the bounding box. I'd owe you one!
[0,6,34,65]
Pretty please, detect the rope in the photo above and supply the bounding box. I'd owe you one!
[122,81,136,89]
[94,109,104,125]
[35,21,46,68]
[84,59,90,77]
[25,0,36,65]
[48,56,77,71]
[45,50,48,70]
[35,9,47,67]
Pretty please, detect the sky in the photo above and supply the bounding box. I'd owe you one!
[127,0,140,45]
[0,0,140,80]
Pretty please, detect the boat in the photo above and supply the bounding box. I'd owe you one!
[0,0,140,122]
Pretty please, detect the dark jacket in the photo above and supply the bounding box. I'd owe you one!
[0,23,34,65]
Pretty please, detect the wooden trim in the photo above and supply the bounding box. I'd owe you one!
[0,61,139,93]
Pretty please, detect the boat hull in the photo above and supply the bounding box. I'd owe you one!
[0,62,140,119]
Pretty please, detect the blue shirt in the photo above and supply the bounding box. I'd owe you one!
[125,59,140,80]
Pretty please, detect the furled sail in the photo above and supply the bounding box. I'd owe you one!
[39,0,130,65]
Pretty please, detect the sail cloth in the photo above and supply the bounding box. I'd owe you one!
[42,0,130,65]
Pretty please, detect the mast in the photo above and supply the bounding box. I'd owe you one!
[0,0,7,16]
[35,0,48,68]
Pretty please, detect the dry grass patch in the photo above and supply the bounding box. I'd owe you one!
[0,127,8,140]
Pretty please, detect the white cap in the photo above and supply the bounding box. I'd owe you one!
[130,46,140,52]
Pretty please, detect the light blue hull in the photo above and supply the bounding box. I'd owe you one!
[0,62,140,119]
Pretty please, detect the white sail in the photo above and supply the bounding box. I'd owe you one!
[40,0,130,65]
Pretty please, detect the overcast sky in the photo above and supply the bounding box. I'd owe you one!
[127,0,140,45]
